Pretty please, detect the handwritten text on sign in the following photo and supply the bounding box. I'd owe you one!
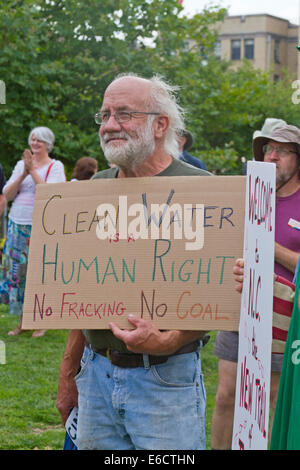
[232,162,275,450]
[22,175,245,330]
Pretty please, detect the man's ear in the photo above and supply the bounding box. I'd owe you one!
[153,114,169,139]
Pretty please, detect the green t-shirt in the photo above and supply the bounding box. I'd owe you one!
[83,158,211,352]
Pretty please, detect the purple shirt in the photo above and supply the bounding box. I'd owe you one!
[275,188,300,281]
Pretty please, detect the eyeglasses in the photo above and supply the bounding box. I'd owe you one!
[262,144,299,158]
[94,110,160,125]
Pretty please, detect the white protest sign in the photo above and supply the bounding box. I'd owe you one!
[232,161,276,450]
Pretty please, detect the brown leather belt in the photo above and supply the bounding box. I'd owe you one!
[89,341,199,368]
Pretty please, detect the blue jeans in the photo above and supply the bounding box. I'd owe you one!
[75,347,206,450]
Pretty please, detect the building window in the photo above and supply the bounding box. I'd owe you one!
[274,39,280,64]
[244,38,254,60]
[231,39,241,60]
[214,40,221,59]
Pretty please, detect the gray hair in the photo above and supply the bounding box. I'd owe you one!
[28,126,55,153]
[112,73,185,158]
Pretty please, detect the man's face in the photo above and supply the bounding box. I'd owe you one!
[176,135,186,153]
[99,78,156,170]
[263,139,300,187]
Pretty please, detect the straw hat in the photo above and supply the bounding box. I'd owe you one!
[253,118,286,160]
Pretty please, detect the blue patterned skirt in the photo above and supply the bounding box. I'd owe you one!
[0,219,31,315]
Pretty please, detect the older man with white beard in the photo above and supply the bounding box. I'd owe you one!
[57,74,210,451]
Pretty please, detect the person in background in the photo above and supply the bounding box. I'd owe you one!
[57,73,210,451]
[177,129,207,170]
[241,119,287,175]
[71,156,98,181]
[1,126,66,337]
[211,120,300,449]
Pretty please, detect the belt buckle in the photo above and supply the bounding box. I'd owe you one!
[106,348,112,362]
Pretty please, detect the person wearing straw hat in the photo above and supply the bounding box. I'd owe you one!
[252,117,287,141]
[211,120,300,450]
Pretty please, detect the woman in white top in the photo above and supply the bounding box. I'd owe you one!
[1,126,66,337]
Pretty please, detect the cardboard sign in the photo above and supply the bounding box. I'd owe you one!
[232,162,276,450]
[22,175,245,330]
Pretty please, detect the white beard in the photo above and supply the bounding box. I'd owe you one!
[100,118,155,171]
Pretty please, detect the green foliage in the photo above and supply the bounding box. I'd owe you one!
[169,59,300,174]
[196,143,241,175]
[0,0,225,176]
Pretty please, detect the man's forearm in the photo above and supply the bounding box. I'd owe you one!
[162,329,206,355]
[60,330,85,375]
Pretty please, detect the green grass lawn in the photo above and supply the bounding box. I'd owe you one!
[0,307,218,450]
